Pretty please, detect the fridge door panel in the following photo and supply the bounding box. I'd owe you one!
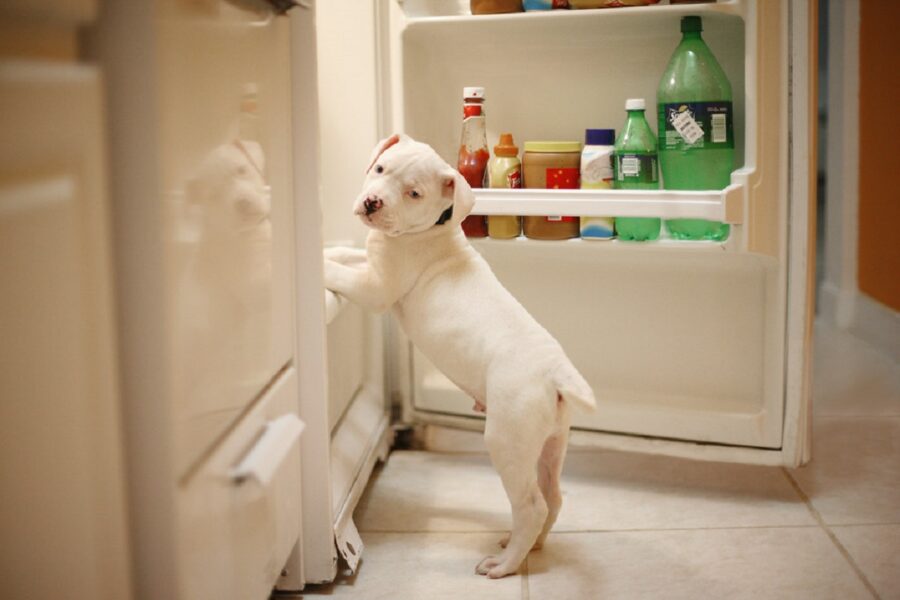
[154,2,296,475]
[414,246,784,448]
[381,0,814,464]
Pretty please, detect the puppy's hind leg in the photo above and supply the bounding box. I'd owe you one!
[476,405,551,579]
[499,398,570,551]
[534,420,570,549]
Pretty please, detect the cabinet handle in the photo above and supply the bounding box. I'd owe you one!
[230,414,305,486]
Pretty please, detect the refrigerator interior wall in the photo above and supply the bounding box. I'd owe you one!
[391,1,795,450]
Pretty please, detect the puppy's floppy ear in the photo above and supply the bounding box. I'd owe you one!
[441,170,476,226]
[365,134,404,174]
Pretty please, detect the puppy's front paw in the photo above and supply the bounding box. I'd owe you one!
[324,246,367,265]
[323,257,341,290]
[475,555,501,576]
[323,246,347,261]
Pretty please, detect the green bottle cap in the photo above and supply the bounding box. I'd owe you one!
[681,15,702,33]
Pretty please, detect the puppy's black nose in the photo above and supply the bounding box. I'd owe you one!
[364,196,383,216]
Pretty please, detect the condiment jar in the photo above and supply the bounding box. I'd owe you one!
[580,128,616,240]
[522,141,582,240]
[569,0,659,6]
[471,0,524,14]
[487,133,522,239]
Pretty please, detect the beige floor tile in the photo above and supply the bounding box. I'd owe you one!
[789,416,900,525]
[552,451,815,531]
[302,532,523,600]
[813,322,900,417]
[420,425,487,453]
[355,451,510,532]
[355,448,815,535]
[832,524,900,600]
[528,528,871,600]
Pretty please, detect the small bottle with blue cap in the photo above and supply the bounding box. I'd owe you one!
[579,128,616,240]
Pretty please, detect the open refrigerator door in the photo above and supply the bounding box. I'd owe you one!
[377,0,815,466]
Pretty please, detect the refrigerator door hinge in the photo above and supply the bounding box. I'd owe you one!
[334,517,364,573]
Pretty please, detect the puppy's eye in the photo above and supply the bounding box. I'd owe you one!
[375,165,384,174]
[409,190,422,199]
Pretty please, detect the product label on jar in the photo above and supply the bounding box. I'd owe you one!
[615,153,658,184]
[660,101,734,150]
[507,168,522,189]
[546,167,580,189]
[545,167,578,221]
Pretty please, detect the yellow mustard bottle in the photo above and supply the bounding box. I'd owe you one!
[487,133,522,239]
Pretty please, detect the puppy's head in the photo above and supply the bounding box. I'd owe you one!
[354,134,475,236]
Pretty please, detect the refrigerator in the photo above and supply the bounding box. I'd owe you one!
[297,0,816,588]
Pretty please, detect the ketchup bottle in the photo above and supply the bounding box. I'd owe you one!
[457,87,489,237]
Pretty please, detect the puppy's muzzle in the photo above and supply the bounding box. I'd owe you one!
[362,196,383,216]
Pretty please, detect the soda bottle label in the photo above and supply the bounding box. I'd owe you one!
[615,153,658,185]
[660,101,734,151]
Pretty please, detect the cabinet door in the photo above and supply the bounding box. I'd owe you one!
[0,62,131,600]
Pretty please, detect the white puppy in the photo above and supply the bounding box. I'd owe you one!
[323,134,596,579]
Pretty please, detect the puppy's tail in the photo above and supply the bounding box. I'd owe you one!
[553,363,597,413]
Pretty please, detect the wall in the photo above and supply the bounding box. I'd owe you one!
[857,0,900,312]
[821,0,898,360]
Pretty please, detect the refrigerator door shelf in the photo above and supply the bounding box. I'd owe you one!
[471,184,744,224]
[400,0,744,22]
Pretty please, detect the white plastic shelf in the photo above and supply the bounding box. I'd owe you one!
[471,184,743,223]
[402,0,744,23]
[470,236,728,251]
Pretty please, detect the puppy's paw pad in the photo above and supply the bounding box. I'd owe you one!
[475,555,501,576]
[498,533,510,549]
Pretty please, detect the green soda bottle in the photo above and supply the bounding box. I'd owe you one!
[658,15,733,241]
[614,98,660,242]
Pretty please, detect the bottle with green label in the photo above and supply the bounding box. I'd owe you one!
[658,15,733,241]
[614,98,660,242]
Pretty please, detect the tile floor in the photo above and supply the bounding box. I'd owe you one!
[298,322,899,599]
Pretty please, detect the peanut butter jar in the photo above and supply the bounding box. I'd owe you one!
[522,141,582,240]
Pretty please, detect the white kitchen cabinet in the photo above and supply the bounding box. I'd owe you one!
[0,59,132,600]
[0,2,135,598]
